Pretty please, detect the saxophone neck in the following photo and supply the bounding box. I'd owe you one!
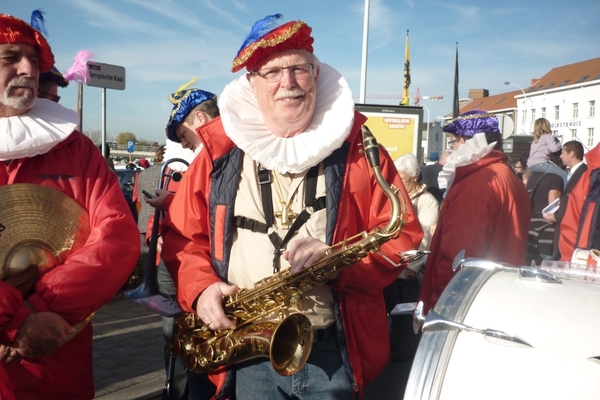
[361,125,407,237]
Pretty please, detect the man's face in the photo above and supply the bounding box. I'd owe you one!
[248,49,318,138]
[174,111,209,151]
[560,147,575,168]
[0,43,40,117]
[448,134,465,150]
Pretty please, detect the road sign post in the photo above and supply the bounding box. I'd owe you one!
[127,140,134,163]
[86,61,126,162]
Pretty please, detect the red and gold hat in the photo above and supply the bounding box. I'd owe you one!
[232,14,314,73]
[0,14,54,73]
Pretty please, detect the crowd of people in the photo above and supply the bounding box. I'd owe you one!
[1,10,598,400]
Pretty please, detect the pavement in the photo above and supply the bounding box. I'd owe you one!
[92,296,166,400]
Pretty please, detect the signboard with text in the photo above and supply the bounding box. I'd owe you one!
[354,104,423,163]
[86,62,126,90]
[127,140,135,153]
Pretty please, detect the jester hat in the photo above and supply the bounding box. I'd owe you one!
[443,110,500,138]
[232,14,314,73]
[0,14,54,73]
[166,79,216,142]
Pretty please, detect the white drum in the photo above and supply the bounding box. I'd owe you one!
[405,263,600,400]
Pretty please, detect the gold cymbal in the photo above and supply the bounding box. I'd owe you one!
[0,184,90,282]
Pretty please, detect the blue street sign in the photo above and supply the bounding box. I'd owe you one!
[127,140,135,153]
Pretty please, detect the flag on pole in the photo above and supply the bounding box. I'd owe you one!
[452,42,460,118]
[400,30,410,106]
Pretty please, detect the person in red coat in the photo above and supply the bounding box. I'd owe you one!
[0,14,139,400]
[418,110,532,313]
[559,142,600,261]
[162,14,423,400]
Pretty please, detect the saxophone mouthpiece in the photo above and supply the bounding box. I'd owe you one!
[361,125,380,169]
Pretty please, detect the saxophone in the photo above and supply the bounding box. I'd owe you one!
[170,125,410,375]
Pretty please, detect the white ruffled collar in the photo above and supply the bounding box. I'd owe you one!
[438,133,496,194]
[0,99,78,161]
[218,63,355,174]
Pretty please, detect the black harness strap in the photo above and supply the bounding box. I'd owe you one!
[234,164,324,272]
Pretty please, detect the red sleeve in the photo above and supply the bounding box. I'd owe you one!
[162,156,221,312]
[560,170,590,260]
[29,137,140,324]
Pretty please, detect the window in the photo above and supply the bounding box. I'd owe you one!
[552,130,559,136]
[531,109,536,122]
[577,76,589,83]
[572,129,577,139]
[591,101,596,117]
[588,128,595,147]
[558,80,570,87]
[554,105,560,120]
[573,103,579,118]
[522,109,527,124]
[541,107,546,118]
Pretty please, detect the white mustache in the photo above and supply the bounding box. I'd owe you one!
[274,88,305,101]
[8,77,36,90]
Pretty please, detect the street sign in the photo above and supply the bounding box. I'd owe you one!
[86,62,126,90]
[127,140,135,153]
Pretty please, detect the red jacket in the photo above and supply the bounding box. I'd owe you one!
[162,114,423,397]
[0,131,140,400]
[419,151,532,312]
[560,143,600,260]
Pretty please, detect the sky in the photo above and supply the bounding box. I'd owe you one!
[4,0,600,143]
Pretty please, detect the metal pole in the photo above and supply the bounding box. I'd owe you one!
[77,84,83,132]
[504,81,533,134]
[102,87,107,157]
[359,0,370,104]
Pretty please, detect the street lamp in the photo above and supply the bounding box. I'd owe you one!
[504,81,533,134]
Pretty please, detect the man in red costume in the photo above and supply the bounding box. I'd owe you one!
[162,14,423,400]
[418,110,531,313]
[0,14,139,400]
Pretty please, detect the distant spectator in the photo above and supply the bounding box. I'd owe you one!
[527,118,567,185]
[139,158,150,169]
[419,150,450,203]
[97,143,116,172]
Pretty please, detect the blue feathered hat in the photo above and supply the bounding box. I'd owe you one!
[166,78,216,142]
[443,110,500,138]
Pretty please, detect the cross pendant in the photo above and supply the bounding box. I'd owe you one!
[275,204,297,229]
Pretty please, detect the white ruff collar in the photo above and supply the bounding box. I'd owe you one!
[219,63,355,174]
[438,133,496,194]
[0,99,78,161]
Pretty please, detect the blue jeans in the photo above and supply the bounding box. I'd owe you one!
[528,161,568,188]
[235,333,354,400]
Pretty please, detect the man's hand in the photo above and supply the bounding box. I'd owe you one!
[12,312,76,359]
[0,344,22,363]
[284,237,328,274]
[145,189,171,210]
[195,282,238,331]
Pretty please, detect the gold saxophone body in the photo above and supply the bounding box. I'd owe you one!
[170,125,411,376]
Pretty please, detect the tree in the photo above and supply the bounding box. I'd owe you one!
[116,132,136,144]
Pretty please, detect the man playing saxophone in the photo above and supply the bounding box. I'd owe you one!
[162,14,423,400]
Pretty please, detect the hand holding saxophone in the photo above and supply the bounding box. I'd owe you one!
[283,237,329,274]
[195,281,238,331]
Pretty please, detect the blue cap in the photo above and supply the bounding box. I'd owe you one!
[166,88,216,142]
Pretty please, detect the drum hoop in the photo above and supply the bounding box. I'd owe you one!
[405,267,498,400]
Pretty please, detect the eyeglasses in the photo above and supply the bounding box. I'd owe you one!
[249,63,315,83]
[448,139,460,146]
[42,93,61,103]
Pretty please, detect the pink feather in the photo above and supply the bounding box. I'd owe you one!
[63,49,95,84]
